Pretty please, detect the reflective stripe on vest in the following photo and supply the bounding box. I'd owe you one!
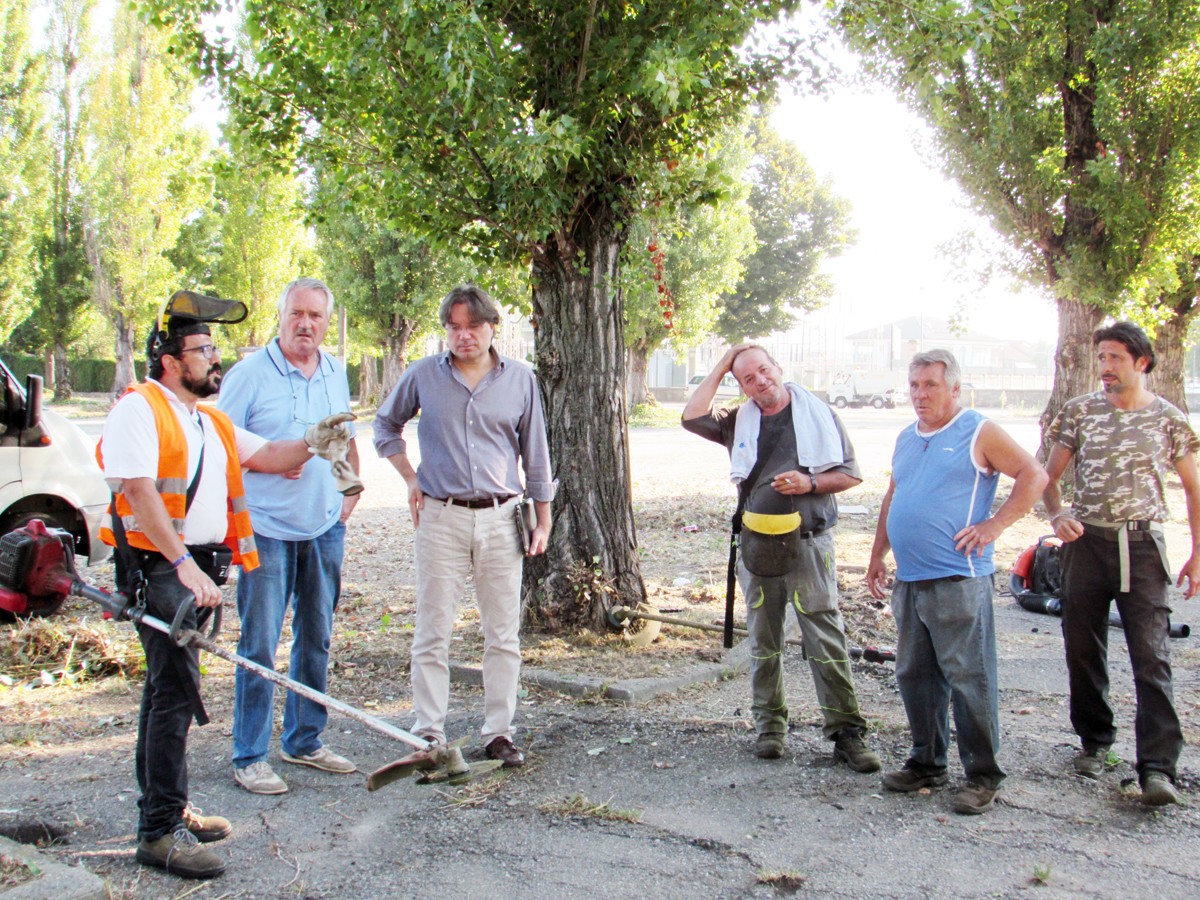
[96,381,259,572]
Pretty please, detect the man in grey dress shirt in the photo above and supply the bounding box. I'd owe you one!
[374,285,555,767]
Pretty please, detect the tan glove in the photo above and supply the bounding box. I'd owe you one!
[304,412,364,495]
[331,458,364,496]
[304,412,355,461]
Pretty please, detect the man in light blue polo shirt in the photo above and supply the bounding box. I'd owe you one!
[218,277,361,794]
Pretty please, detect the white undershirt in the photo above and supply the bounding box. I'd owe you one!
[100,380,267,545]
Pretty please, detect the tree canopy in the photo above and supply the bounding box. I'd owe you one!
[0,0,48,343]
[830,0,1200,425]
[718,110,854,342]
[151,0,808,625]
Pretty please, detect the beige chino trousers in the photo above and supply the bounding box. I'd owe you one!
[411,496,524,745]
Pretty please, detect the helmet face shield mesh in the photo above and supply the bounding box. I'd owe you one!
[147,291,249,364]
[162,290,248,326]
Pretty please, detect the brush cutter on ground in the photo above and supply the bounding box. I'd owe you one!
[0,519,501,789]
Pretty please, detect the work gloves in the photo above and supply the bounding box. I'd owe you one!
[304,412,364,496]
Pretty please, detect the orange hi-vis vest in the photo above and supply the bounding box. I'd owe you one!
[97,381,260,571]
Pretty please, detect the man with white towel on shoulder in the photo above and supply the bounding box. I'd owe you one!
[682,344,880,772]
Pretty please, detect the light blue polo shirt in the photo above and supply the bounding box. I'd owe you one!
[217,338,355,541]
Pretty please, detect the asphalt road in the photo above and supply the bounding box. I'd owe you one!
[73,403,1042,499]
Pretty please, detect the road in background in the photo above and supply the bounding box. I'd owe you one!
[73,404,1042,501]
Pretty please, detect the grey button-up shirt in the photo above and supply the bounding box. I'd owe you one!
[373,350,556,503]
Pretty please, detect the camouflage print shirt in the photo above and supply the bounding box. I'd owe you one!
[1047,391,1200,523]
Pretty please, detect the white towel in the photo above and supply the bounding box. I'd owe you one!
[730,383,845,483]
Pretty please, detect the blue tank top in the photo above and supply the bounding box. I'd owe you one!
[887,409,1000,580]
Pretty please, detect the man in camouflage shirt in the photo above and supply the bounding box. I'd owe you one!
[1044,321,1200,807]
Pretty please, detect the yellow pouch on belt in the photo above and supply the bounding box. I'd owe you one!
[742,511,801,535]
[739,511,802,578]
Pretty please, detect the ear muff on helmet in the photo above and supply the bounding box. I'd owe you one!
[146,290,248,364]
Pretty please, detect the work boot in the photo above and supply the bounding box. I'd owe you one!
[181,803,231,842]
[234,761,288,795]
[281,746,357,774]
[1073,748,1107,779]
[881,763,949,792]
[952,781,999,815]
[1141,772,1183,807]
[833,729,882,773]
[754,733,786,760]
[136,825,226,879]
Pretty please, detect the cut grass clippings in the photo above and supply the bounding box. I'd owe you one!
[539,794,642,824]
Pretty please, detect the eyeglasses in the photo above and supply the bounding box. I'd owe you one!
[291,371,336,426]
[178,344,221,360]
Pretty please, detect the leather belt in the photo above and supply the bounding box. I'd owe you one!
[436,495,516,509]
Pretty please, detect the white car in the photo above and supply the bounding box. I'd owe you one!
[1,359,111,613]
[684,373,743,401]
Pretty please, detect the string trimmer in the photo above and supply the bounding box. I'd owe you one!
[0,519,501,790]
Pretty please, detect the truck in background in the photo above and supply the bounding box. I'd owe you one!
[826,372,903,410]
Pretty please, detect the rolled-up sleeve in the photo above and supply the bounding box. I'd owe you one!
[518,371,556,502]
[373,374,419,459]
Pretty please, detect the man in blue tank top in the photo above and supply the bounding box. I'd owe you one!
[867,350,1047,814]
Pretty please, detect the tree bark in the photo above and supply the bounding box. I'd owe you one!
[1152,318,1188,414]
[1038,296,1104,462]
[358,352,379,406]
[380,314,415,400]
[524,197,647,630]
[626,341,651,408]
[42,349,55,394]
[53,342,71,400]
[112,311,137,395]
[1149,282,1199,414]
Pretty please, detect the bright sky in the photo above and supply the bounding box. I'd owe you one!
[770,85,1059,346]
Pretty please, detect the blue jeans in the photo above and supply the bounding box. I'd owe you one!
[232,524,344,767]
[892,575,1005,788]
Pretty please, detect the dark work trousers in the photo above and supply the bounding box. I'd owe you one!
[1060,531,1182,782]
[130,555,206,842]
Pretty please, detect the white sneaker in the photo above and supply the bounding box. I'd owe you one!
[234,760,288,795]
[281,746,357,774]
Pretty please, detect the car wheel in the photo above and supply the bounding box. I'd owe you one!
[0,511,72,619]
[834,397,847,409]
[872,397,884,409]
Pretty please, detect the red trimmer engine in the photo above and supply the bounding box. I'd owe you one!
[0,519,78,617]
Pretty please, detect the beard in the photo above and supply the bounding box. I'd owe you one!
[182,365,223,398]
